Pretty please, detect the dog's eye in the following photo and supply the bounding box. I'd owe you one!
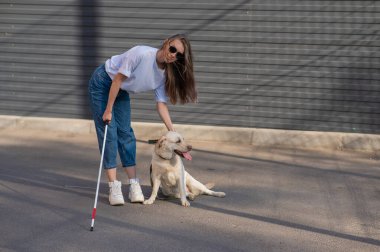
[176,139,181,143]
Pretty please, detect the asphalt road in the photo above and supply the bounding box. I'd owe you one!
[0,129,379,252]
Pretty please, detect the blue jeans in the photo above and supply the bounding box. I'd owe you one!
[88,64,136,169]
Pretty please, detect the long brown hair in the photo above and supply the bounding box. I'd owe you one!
[163,34,197,104]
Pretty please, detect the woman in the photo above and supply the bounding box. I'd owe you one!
[88,34,197,205]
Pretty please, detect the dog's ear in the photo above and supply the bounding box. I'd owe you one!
[155,136,173,159]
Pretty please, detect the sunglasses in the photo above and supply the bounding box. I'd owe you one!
[169,46,184,60]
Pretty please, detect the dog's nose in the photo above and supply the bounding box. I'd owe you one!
[187,145,192,151]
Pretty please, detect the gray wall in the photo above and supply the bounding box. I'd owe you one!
[1,0,380,133]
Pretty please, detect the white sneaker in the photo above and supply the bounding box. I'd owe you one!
[108,180,125,206]
[129,181,144,203]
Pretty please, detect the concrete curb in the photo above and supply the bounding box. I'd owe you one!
[1,115,379,153]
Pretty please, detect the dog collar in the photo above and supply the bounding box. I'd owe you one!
[157,153,172,160]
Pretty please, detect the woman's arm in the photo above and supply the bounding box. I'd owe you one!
[156,102,175,131]
[103,73,127,123]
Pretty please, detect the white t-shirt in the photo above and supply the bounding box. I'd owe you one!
[104,45,168,103]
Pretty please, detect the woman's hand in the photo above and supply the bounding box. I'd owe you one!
[102,110,112,124]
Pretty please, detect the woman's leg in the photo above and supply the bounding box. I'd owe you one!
[113,90,137,178]
[105,167,117,182]
[113,90,144,203]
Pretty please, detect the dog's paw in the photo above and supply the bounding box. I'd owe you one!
[181,200,190,207]
[143,199,154,205]
[215,192,226,198]
[188,193,195,201]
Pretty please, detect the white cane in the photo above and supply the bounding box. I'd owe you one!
[90,124,108,231]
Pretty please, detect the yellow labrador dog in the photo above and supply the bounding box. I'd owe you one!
[144,131,226,207]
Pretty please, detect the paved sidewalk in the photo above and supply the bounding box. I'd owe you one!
[0,129,379,252]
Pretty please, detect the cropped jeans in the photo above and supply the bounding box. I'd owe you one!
[88,64,136,169]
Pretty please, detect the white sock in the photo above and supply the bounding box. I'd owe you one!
[129,178,139,184]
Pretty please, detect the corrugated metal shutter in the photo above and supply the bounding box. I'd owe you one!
[1,1,379,133]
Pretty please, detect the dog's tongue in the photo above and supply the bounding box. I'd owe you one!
[182,152,192,161]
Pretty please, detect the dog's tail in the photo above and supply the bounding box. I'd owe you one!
[205,182,215,190]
